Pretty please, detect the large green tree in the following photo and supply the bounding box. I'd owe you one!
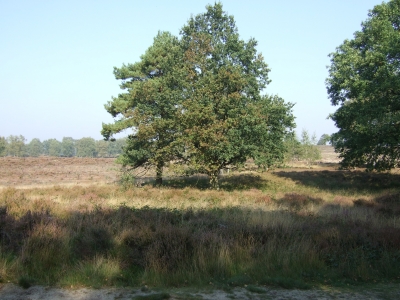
[102,31,185,185]
[179,3,295,188]
[327,0,400,170]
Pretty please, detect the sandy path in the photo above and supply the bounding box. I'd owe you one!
[1,283,399,300]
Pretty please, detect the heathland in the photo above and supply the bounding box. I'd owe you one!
[0,146,400,299]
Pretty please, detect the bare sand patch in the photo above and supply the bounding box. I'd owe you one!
[1,283,398,300]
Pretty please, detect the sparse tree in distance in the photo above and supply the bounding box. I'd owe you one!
[42,139,51,156]
[327,0,400,170]
[76,137,96,157]
[179,3,295,188]
[61,137,75,157]
[107,138,126,157]
[284,132,302,164]
[317,134,331,145]
[96,140,109,157]
[48,139,62,157]
[27,138,43,157]
[0,136,7,156]
[6,135,26,157]
[300,130,321,167]
[102,32,185,185]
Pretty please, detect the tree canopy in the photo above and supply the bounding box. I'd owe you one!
[317,134,331,146]
[48,139,61,157]
[61,137,75,157]
[178,3,294,188]
[76,137,96,157]
[327,0,400,170]
[27,138,43,157]
[102,3,295,188]
[6,135,26,157]
[102,31,185,185]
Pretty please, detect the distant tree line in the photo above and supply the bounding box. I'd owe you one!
[284,130,322,167]
[0,135,126,158]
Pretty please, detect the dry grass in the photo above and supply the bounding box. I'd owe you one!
[0,152,400,289]
[0,157,118,187]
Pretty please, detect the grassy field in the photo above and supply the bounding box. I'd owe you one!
[0,148,400,292]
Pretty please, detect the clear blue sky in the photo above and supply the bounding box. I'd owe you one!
[0,0,385,142]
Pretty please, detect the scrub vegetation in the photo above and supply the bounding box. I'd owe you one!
[1,155,400,290]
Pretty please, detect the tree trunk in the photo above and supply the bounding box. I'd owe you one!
[209,170,220,190]
[155,161,163,186]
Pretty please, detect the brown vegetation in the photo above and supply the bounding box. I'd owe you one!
[0,157,118,187]
[0,149,399,292]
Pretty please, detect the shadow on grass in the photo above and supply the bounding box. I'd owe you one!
[1,193,400,290]
[273,169,400,193]
[144,173,267,191]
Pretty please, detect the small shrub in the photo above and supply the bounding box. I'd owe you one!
[71,227,113,259]
[18,276,33,289]
[118,170,138,190]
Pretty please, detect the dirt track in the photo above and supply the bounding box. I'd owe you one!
[1,283,399,300]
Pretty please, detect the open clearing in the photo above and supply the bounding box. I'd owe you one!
[0,146,340,188]
[0,157,118,188]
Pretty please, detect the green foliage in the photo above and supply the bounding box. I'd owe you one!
[178,3,295,188]
[118,169,138,190]
[284,130,321,166]
[61,137,75,157]
[6,135,26,157]
[317,134,331,145]
[1,136,127,157]
[48,139,61,157]
[327,0,400,170]
[76,137,96,157]
[300,130,321,167]
[102,4,294,189]
[0,136,7,157]
[96,140,108,157]
[43,138,65,157]
[102,31,184,185]
[27,138,43,157]
[18,276,33,289]
[42,139,51,156]
[284,132,302,163]
[107,138,126,157]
